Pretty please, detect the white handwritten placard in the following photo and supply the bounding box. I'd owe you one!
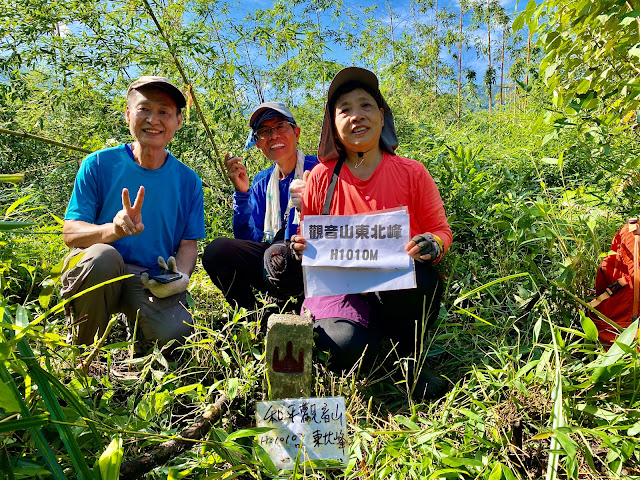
[302,211,411,269]
[255,397,348,471]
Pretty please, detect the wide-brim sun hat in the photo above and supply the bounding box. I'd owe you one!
[317,67,398,162]
[127,76,186,109]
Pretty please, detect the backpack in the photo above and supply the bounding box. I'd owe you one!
[588,218,640,344]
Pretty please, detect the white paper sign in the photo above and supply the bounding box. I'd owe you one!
[256,397,347,471]
[302,211,411,269]
[303,264,416,297]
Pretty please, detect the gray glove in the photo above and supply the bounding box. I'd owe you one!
[410,233,441,264]
[141,256,190,298]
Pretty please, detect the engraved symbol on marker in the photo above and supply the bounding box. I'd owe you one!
[273,341,304,373]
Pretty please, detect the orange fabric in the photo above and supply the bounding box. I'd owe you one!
[591,223,640,344]
[302,152,452,255]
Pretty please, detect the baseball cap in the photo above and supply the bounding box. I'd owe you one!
[245,101,297,149]
[127,76,186,109]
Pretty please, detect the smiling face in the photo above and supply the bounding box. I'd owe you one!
[125,87,182,150]
[333,88,384,155]
[255,117,301,169]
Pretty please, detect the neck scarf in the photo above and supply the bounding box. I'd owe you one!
[263,150,305,242]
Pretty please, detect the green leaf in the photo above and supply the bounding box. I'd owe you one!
[0,381,23,414]
[625,156,640,169]
[17,340,95,480]
[0,174,24,183]
[541,157,559,165]
[0,221,36,232]
[630,43,640,60]
[0,363,65,479]
[454,273,529,305]
[39,252,84,308]
[541,132,558,146]
[580,311,599,341]
[0,341,11,361]
[168,467,192,479]
[589,320,639,385]
[227,427,272,442]
[546,369,564,480]
[228,377,239,401]
[254,443,278,474]
[488,463,502,480]
[440,456,484,468]
[5,194,34,217]
[0,413,49,433]
[619,11,640,26]
[98,437,123,480]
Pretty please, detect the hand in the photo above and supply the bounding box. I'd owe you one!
[405,233,442,263]
[289,234,307,260]
[225,152,249,192]
[113,186,145,238]
[289,170,310,211]
[141,256,190,298]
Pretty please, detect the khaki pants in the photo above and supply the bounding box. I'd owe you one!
[60,244,193,348]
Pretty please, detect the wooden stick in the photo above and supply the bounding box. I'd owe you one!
[119,394,229,479]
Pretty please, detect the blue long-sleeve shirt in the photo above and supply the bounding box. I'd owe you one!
[233,155,319,242]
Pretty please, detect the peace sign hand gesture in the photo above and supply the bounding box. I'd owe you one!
[113,186,145,238]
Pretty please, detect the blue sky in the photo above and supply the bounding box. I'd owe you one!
[225,0,529,95]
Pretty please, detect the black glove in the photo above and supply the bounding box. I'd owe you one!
[410,233,441,264]
[263,240,304,298]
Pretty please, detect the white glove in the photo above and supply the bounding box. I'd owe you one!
[289,178,306,211]
[140,256,190,298]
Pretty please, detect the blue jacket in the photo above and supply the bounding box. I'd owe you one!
[233,155,319,242]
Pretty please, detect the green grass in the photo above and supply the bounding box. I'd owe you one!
[1,106,639,480]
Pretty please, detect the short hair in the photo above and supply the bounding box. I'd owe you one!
[329,80,382,117]
[127,86,183,115]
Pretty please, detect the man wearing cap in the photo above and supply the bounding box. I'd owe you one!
[202,102,318,309]
[61,76,205,350]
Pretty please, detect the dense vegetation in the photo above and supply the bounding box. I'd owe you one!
[1,0,639,479]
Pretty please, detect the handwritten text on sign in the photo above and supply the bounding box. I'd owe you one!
[302,210,411,269]
[256,397,347,470]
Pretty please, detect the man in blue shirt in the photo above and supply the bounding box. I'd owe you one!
[202,102,318,309]
[61,76,205,349]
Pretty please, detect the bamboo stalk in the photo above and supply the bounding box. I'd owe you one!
[0,127,91,154]
[141,0,228,184]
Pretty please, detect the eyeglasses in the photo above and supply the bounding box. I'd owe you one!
[255,121,293,140]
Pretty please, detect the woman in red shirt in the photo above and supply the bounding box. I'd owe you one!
[292,67,452,399]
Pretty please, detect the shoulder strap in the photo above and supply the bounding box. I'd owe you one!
[589,277,628,309]
[631,222,640,318]
[322,157,345,216]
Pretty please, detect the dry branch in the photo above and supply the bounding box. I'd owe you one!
[119,394,230,479]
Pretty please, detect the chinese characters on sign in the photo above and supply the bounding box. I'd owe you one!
[301,209,416,297]
[302,211,411,269]
[256,397,348,470]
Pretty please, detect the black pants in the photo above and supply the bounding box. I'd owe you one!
[202,237,302,311]
[313,261,443,372]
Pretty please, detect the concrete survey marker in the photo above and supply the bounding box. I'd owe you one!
[256,396,348,471]
[265,314,312,399]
